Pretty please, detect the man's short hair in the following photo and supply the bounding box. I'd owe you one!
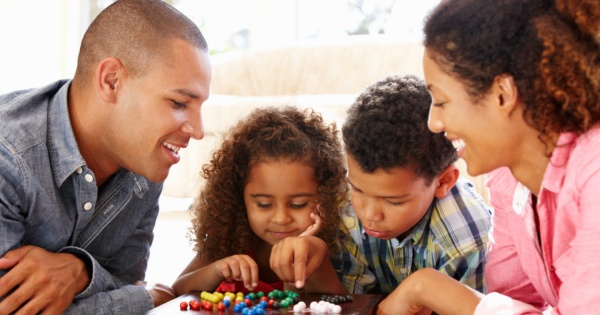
[75,0,208,85]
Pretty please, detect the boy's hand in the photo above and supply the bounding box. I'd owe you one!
[0,245,89,315]
[270,236,328,289]
[213,254,259,291]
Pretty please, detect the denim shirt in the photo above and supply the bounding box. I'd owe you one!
[0,80,162,314]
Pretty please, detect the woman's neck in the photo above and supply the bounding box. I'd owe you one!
[509,131,556,196]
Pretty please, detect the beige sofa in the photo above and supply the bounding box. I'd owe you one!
[161,36,489,205]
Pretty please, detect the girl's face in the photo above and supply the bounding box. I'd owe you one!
[423,49,510,176]
[243,160,319,246]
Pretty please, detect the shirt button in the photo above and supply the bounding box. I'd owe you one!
[84,202,93,211]
[76,167,83,174]
[85,174,94,183]
[400,268,408,274]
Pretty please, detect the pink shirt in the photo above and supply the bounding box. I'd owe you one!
[475,127,600,314]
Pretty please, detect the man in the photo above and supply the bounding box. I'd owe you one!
[0,0,211,314]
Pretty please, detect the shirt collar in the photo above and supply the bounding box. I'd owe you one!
[541,132,577,193]
[47,80,86,187]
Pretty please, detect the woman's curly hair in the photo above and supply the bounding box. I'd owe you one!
[423,0,600,145]
[342,74,457,185]
[189,106,348,262]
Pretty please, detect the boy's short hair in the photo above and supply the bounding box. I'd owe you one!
[342,74,458,184]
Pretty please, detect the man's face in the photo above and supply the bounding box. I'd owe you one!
[346,155,436,240]
[110,39,212,182]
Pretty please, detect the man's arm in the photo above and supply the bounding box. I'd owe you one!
[0,246,89,315]
[0,165,163,314]
[0,153,92,315]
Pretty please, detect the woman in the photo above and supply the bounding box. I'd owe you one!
[377,0,600,314]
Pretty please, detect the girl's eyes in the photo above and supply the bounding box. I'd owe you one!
[257,203,271,209]
[290,203,308,209]
[255,202,309,209]
[432,102,445,108]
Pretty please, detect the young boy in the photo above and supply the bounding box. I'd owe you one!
[333,74,491,294]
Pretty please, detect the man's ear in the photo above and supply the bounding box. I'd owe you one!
[96,57,124,103]
[493,74,519,116]
[433,164,459,199]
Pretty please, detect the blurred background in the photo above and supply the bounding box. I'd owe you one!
[0,0,439,94]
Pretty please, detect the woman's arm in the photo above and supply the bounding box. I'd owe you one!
[377,268,483,315]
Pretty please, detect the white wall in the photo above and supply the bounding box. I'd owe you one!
[0,0,88,94]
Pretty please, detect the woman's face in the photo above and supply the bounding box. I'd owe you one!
[423,49,511,176]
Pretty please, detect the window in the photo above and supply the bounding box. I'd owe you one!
[0,0,438,93]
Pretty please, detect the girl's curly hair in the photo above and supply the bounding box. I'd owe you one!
[423,0,600,146]
[189,106,348,262]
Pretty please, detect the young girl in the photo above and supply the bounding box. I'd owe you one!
[172,106,348,296]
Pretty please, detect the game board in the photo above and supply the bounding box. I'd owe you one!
[146,292,385,315]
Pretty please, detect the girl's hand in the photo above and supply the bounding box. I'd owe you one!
[214,254,259,291]
[270,236,328,289]
[299,212,322,237]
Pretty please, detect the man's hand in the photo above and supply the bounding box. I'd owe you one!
[0,245,89,315]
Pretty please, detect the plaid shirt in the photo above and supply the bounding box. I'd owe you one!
[332,177,492,294]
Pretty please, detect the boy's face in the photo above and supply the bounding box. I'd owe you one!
[346,155,437,240]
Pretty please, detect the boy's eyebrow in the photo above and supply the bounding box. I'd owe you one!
[346,178,362,192]
[347,178,410,199]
